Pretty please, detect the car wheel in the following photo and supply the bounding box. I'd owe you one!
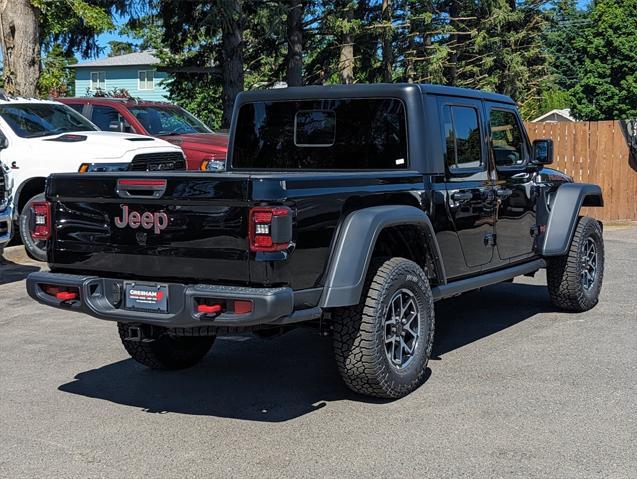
[19,193,48,262]
[547,216,604,312]
[332,257,435,399]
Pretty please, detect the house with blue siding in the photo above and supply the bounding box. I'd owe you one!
[70,51,170,101]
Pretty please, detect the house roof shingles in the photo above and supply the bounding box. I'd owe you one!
[70,50,159,68]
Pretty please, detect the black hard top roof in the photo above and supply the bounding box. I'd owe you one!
[236,83,515,105]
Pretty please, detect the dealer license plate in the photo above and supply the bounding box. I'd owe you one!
[124,283,169,313]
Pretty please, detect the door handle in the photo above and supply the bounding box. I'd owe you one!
[495,187,513,199]
[451,191,473,202]
[116,178,167,199]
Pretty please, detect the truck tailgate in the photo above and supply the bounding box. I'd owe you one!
[47,173,251,284]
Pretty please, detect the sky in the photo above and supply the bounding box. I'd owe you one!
[79,13,138,61]
[84,0,594,62]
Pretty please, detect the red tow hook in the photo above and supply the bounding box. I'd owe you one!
[56,291,78,301]
[197,304,222,315]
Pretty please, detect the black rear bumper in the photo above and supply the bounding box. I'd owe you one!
[26,271,317,328]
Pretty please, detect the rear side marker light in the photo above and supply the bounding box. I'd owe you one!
[248,206,293,252]
[233,300,253,315]
[197,304,222,314]
[31,201,51,240]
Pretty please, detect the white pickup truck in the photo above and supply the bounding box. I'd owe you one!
[0,95,185,260]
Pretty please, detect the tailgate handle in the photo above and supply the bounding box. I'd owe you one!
[116,179,167,199]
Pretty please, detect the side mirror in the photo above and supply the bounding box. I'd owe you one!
[532,139,553,165]
[0,136,8,150]
[108,120,122,132]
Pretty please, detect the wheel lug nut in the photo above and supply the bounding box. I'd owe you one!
[401,331,406,337]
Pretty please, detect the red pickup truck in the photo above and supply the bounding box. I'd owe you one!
[58,98,228,171]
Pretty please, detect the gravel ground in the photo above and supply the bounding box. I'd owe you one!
[1,227,635,478]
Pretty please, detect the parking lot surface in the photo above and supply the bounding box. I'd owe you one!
[1,227,636,478]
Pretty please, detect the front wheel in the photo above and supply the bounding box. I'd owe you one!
[118,323,215,370]
[19,193,48,262]
[547,216,604,312]
[332,257,435,399]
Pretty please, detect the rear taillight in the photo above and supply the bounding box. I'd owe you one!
[248,206,293,252]
[31,201,51,240]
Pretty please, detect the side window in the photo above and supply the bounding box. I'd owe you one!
[91,106,121,131]
[489,109,526,167]
[443,105,483,171]
[66,103,85,115]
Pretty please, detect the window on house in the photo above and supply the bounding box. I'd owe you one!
[90,71,106,91]
[138,70,155,90]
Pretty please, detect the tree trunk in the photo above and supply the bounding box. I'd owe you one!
[219,0,244,128]
[445,0,459,86]
[338,4,354,84]
[404,1,415,83]
[381,0,393,82]
[355,0,373,82]
[0,0,40,96]
[286,0,303,87]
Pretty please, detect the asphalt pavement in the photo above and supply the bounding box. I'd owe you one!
[1,227,636,478]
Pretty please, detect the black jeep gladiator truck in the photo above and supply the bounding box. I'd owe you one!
[26,84,604,399]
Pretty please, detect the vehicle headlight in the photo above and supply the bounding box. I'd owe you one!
[200,157,226,172]
[78,162,130,173]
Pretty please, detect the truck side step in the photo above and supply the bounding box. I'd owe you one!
[431,259,546,301]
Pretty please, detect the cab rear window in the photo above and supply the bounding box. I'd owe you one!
[232,98,408,169]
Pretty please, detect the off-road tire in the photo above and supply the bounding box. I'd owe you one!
[332,257,435,399]
[19,193,48,262]
[117,323,215,369]
[547,216,604,312]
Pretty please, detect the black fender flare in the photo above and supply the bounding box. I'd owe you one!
[319,205,446,308]
[541,183,603,256]
[14,177,47,216]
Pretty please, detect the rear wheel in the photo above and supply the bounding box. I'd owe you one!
[19,193,47,262]
[547,216,604,312]
[332,257,435,399]
[117,323,215,369]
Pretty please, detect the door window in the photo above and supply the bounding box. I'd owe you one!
[66,103,85,115]
[443,105,483,172]
[489,109,526,167]
[91,105,124,132]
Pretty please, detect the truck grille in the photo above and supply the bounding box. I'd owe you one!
[129,152,186,171]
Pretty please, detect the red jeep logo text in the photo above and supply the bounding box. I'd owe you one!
[114,205,169,234]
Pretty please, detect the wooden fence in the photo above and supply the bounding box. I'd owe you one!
[525,121,637,221]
